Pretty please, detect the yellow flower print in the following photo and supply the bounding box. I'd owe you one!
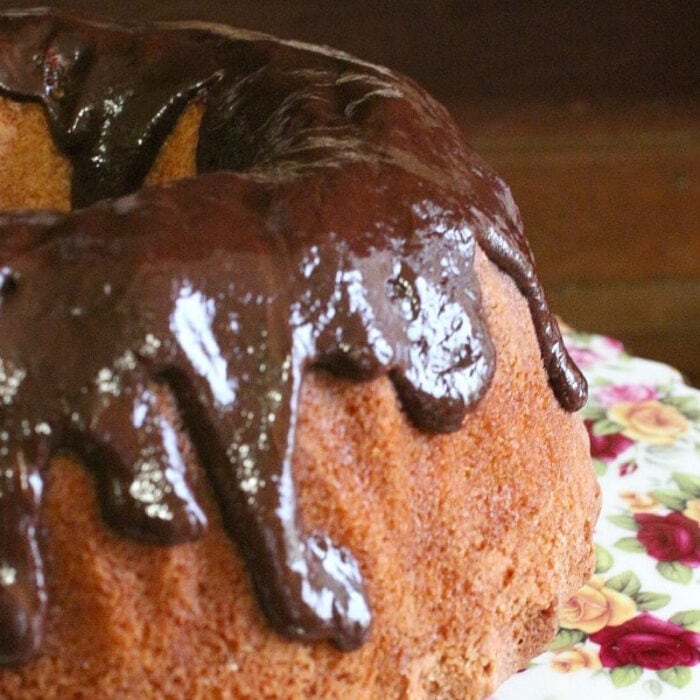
[550,645,602,673]
[559,576,637,634]
[619,491,660,514]
[607,400,689,445]
[683,498,700,523]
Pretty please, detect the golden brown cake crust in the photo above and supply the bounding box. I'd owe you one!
[0,98,70,212]
[0,246,599,699]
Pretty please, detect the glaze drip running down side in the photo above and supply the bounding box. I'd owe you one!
[0,8,587,664]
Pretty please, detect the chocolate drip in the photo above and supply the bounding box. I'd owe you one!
[0,9,586,663]
[477,226,587,412]
[0,441,46,665]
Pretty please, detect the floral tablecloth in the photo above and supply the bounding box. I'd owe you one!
[495,330,700,700]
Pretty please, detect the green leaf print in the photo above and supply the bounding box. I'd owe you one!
[672,472,700,499]
[665,395,700,420]
[607,513,639,531]
[669,610,700,632]
[610,665,643,688]
[593,418,623,436]
[594,544,614,574]
[581,405,606,421]
[633,591,671,612]
[657,666,692,688]
[604,571,641,597]
[651,489,688,511]
[548,628,586,651]
[642,678,664,696]
[614,537,646,553]
[657,562,693,584]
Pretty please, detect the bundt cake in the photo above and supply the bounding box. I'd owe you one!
[0,8,600,699]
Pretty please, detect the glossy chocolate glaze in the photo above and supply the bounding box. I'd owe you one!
[0,8,586,664]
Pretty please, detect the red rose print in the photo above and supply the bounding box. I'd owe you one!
[567,346,603,369]
[590,614,700,670]
[634,512,700,567]
[584,420,634,461]
[618,461,638,477]
[596,383,658,409]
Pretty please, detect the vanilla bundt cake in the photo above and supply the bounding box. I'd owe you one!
[0,8,599,699]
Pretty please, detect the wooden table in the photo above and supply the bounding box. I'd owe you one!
[460,98,700,386]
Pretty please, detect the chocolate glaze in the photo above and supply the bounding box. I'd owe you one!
[0,8,587,664]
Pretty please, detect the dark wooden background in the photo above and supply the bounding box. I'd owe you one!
[5,1,699,384]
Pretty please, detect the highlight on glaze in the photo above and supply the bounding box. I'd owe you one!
[0,8,586,664]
